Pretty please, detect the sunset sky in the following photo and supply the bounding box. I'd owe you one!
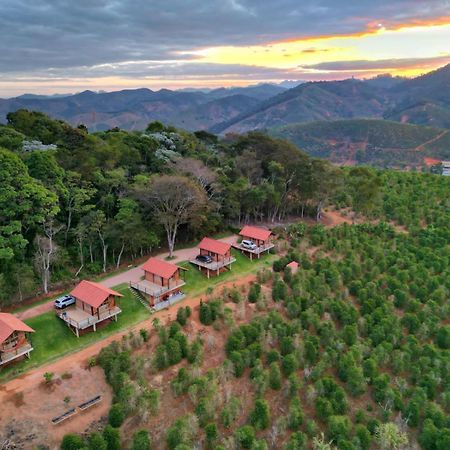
[1,1,450,97]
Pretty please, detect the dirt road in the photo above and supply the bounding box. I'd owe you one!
[16,235,238,321]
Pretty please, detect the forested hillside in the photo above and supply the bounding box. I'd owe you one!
[0,110,344,305]
[60,169,449,450]
[272,119,450,167]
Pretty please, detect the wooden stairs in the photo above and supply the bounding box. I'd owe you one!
[129,286,153,313]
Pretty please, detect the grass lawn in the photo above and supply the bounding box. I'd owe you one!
[181,249,276,297]
[0,249,276,383]
[0,284,149,382]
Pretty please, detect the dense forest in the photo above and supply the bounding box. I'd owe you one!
[60,168,449,450]
[0,109,351,305]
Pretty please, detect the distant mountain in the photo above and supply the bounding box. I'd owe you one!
[364,74,405,89]
[1,64,450,133]
[0,83,285,132]
[277,80,307,89]
[207,83,286,101]
[272,119,450,168]
[16,93,73,100]
[212,78,394,134]
[170,94,261,131]
[384,64,450,129]
[212,64,450,134]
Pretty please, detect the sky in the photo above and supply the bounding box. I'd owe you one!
[1,0,450,97]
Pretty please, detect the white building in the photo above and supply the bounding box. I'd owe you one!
[442,161,450,176]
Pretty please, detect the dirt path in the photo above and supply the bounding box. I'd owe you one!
[16,235,238,321]
[415,130,448,151]
[0,273,255,449]
[322,209,353,226]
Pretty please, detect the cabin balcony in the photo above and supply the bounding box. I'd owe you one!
[189,256,236,271]
[130,279,186,299]
[56,305,122,333]
[0,343,33,365]
[233,242,274,255]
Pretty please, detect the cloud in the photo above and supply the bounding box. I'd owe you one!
[0,62,297,83]
[301,55,450,71]
[1,1,450,73]
[1,0,450,95]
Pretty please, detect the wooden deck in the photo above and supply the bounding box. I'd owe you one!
[56,306,121,336]
[189,256,236,278]
[232,242,274,259]
[0,343,33,366]
[130,279,185,298]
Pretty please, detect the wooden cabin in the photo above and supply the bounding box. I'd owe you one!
[0,313,34,366]
[130,257,186,308]
[56,280,122,337]
[237,225,274,259]
[191,237,236,278]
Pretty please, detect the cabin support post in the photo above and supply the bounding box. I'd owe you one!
[93,323,97,332]
[75,327,79,338]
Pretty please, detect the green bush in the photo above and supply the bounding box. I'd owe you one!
[61,434,85,450]
[204,423,218,449]
[87,432,107,450]
[103,425,121,450]
[248,283,261,303]
[248,399,270,430]
[132,430,151,450]
[269,362,282,390]
[108,403,125,427]
[234,425,256,449]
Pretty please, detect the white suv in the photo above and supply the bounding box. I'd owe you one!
[54,295,76,309]
[242,239,257,250]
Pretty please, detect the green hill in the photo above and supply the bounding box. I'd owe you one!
[272,119,450,167]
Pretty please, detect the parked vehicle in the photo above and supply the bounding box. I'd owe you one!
[241,239,257,250]
[54,295,76,309]
[196,254,213,263]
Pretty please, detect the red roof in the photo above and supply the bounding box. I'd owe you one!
[424,157,441,167]
[286,261,299,270]
[198,237,231,256]
[0,313,34,345]
[71,280,123,309]
[239,225,272,242]
[142,257,179,279]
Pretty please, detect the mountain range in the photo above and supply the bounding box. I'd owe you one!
[0,84,287,132]
[2,65,450,134]
[1,64,450,167]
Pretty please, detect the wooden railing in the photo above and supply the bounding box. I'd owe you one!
[0,343,33,365]
[130,279,185,298]
[57,306,121,330]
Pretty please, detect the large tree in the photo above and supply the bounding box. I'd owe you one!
[347,167,381,221]
[135,175,207,257]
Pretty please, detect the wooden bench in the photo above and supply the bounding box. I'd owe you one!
[51,408,77,425]
[78,395,102,411]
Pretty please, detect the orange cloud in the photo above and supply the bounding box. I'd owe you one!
[272,15,450,45]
